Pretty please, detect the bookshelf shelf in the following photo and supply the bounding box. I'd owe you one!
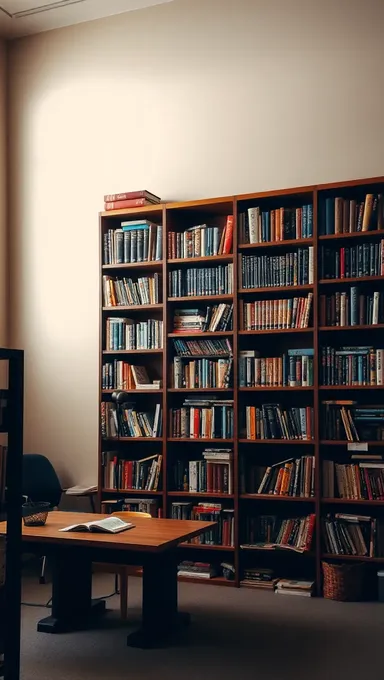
[177,575,235,586]
[99,174,384,595]
[179,542,235,550]
[321,554,384,563]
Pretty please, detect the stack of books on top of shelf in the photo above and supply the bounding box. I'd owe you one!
[240,248,314,289]
[102,362,161,391]
[319,193,384,235]
[172,304,233,333]
[177,561,217,579]
[241,514,315,553]
[103,452,162,491]
[244,405,314,441]
[169,399,234,439]
[275,579,314,597]
[323,455,384,500]
[319,289,384,327]
[173,449,233,494]
[239,204,313,243]
[171,502,234,546]
[168,216,233,259]
[322,513,384,557]
[241,567,278,590]
[102,274,160,307]
[169,263,234,298]
[106,317,163,351]
[239,349,314,388]
[104,220,162,264]
[319,242,384,279]
[241,456,315,497]
[240,294,313,331]
[320,346,384,386]
[104,189,161,211]
[101,402,162,438]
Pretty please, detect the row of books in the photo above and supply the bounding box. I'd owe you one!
[319,194,383,235]
[240,456,315,497]
[240,295,313,331]
[319,290,384,327]
[102,361,161,390]
[320,346,384,386]
[243,405,314,441]
[322,458,384,500]
[105,318,163,351]
[102,274,160,307]
[173,451,233,494]
[169,399,234,439]
[171,502,234,546]
[172,337,232,357]
[322,513,384,557]
[101,402,162,438]
[240,248,314,289]
[101,497,160,517]
[167,217,233,259]
[319,242,384,279]
[103,189,161,211]
[239,205,313,244]
[239,349,314,388]
[240,570,314,597]
[168,264,233,297]
[322,402,384,442]
[172,357,232,389]
[241,514,315,553]
[172,304,233,333]
[103,220,162,264]
[103,452,162,491]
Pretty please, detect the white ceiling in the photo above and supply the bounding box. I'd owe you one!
[0,0,174,38]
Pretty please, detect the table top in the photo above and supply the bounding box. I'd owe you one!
[0,511,216,553]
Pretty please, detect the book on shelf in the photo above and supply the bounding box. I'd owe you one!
[0,446,7,508]
[101,498,161,517]
[173,450,233,494]
[169,399,234,439]
[239,204,313,243]
[168,264,233,297]
[102,360,161,390]
[172,356,233,389]
[172,304,233,333]
[240,455,315,497]
[320,289,384,327]
[239,247,313,289]
[104,189,161,204]
[105,317,163,351]
[322,401,384,442]
[319,241,384,279]
[103,452,162,491]
[243,405,314,441]
[240,567,279,590]
[323,458,384,500]
[101,402,162,438]
[239,348,314,388]
[171,502,234,546]
[103,221,162,264]
[322,512,384,557]
[275,579,314,597]
[102,274,160,307]
[60,516,134,534]
[241,514,315,553]
[168,215,234,259]
[320,346,384,386]
[319,193,384,235]
[240,294,313,331]
[177,561,218,579]
[172,337,232,357]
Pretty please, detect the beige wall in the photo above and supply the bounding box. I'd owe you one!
[7,0,384,485]
[0,40,7,348]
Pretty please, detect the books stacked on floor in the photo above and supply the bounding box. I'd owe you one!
[172,357,232,389]
[105,318,163,350]
[101,402,162,438]
[172,450,233,494]
[275,579,314,597]
[168,216,233,259]
[177,561,217,579]
[102,452,162,491]
[239,349,314,388]
[240,456,315,497]
[323,457,384,500]
[168,264,233,297]
[241,514,315,553]
[319,289,384,327]
[172,304,233,333]
[171,502,234,546]
[169,399,234,439]
[104,189,161,211]
[320,346,384,386]
[322,513,384,557]
[101,497,160,516]
[172,337,232,357]
[240,247,314,289]
[319,193,384,235]
[240,295,313,331]
[243,405,314,440]
[239,204,313,243]
[319,241,384,279]
[240,567,278,590]
[103,221,162,264]
[102,362,161,390]
[102,274,160,307]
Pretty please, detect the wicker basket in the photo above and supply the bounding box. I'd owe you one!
[22,501,50,527]
[322,560,365,601]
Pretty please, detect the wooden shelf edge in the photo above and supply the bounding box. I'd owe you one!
[179,542,235,550]
[102,489,163,495]
[168,294,234,303]
[238,238,313,249]
[168,254,233,264]
[168,492,234,498]
[103,304,163,312]
[319,324,384,331]
[239,439,314,444]
[168,331,234,337]
[319,230,384,241]
[102,260,163,269]
[319,275,384,285]
[321,553,384,563]
[239,328,313,335]
[321,498,384,505]
[240,494,315,502]
[239,284,314,295]
[167,438,234,443]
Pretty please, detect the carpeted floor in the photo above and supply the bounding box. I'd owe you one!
[20,572,383,680]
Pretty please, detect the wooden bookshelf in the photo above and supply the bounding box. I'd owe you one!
[99,175,384,595]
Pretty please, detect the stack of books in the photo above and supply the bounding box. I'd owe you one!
[172,356,232,389]
[104,219,162,264]
[177,561,217,579]
[168,264,234,297]
[103,189,161,211]
[169,399,234,439]
[240,247,314,288]
[105,317,163,350]
[171,502,234,546]
[101,402,162,438]
[103,452,162,491]
[320,241,384,279]
[172,449,233,494]
[168,216,233,258]
[275,579,314,597]
[241,456,315,497]
[244,405,314,440]
[319,193,384,235]
[102,361,161,390]
[241,514,315,553]
[322,512,384,557]
[323,457,384,500]
[240,567,278,590]
[172,304,233,333]
[319,289,384,327]
[102,274,160,307]
[240,295,313,330]
[320,346,384,386]
[239,204,313,243]
[239,349,314,388]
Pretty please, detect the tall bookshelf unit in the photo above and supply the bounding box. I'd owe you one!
[99,176,384,595]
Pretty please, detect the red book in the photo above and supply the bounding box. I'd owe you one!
[104,197,159,211]
[340,247,345,278]
[104,190,161,203]
[194,409,200,438]
[222,215,234,254]
[304,513,316,551]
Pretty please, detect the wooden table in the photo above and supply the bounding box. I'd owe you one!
[0,511,215,648]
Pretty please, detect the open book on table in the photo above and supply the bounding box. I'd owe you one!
[59,516,134,534]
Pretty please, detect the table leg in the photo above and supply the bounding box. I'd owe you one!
[126,551,190,649]
[37,548,106,634]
